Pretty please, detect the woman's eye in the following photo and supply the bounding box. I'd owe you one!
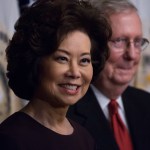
[80,58,91,66]
[56,56,68,63]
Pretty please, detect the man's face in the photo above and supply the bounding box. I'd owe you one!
[97,11,142,88]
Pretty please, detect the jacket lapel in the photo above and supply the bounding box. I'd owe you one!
[69,87,119,150]
[68,86,150,150]
[122,86,150,150]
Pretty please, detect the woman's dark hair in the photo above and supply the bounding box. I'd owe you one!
[6,0,111,100]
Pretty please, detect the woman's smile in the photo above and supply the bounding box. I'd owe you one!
[59,83,81,95]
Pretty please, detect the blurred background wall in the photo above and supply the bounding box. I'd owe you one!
[0,0,20,122]
[130,0,150,92]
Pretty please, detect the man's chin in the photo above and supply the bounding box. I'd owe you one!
[114,76,133,85]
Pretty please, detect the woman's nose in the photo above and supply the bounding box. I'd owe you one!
[66,62,81,79]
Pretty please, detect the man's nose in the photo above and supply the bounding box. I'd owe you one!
[124,42,139,59]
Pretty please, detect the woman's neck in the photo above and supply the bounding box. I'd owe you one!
[21,98,73,135]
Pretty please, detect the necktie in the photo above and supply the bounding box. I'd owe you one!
[108,99,133,150]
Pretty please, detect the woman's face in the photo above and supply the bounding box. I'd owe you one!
[35,30,93,107]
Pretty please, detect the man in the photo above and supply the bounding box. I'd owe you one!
[67,0,150,150]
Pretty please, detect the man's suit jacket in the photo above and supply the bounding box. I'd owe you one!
[67,86,150,150]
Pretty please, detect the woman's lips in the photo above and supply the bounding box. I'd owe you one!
[59,84,81,95]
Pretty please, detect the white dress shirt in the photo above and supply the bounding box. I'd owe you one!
[90,84,129,129]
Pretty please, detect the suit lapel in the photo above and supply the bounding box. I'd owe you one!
[74,87,119,150]
[122,86,150,150]
[69,86,150,150]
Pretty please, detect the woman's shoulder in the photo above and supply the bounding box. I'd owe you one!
[69,118,96,149]
[0,111,35,135]
[69,118,94,140]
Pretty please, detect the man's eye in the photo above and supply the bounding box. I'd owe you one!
[115,38,126,43]
[134,38,143,45]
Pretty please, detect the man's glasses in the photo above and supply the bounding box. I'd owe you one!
[108,37,149,52]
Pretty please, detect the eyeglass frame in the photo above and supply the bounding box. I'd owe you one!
[108,37,149,52]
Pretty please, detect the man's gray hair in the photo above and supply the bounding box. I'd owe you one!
[90,0,137,17]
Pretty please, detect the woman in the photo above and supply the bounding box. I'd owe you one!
[0,0,111,149]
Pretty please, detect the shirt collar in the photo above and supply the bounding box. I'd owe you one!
[90,84,124,110]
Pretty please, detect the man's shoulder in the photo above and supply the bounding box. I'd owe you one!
[124,86,150,97]
[123,86,150,108]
